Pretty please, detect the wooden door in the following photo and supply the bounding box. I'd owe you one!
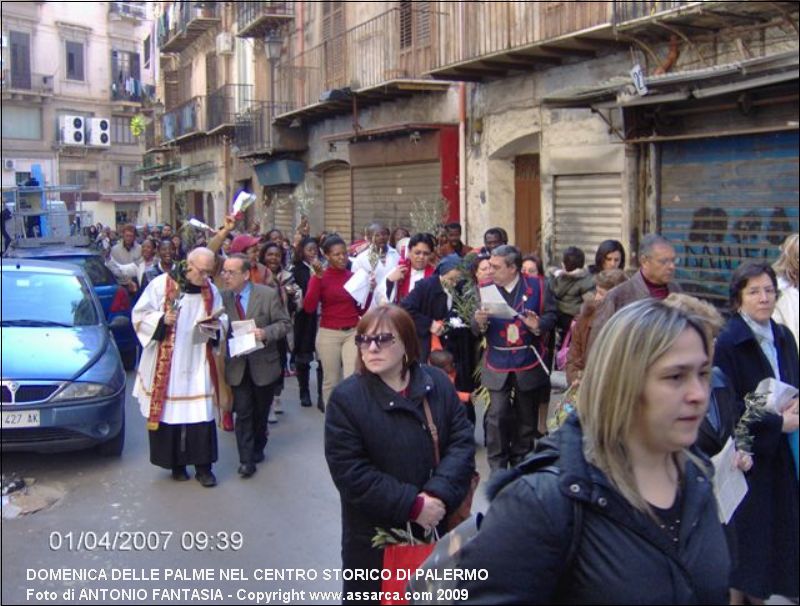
[514,154,541,255]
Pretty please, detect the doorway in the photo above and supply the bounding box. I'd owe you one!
[514,154,541,255]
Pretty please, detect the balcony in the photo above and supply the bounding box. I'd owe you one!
[161,96,207,142]
[1,70,55,99]
[236,1,294,39]
[108,1,147,21]
[274,7,451,124]
[612,1,797,35]
[111,82,156,104]
[158,1,220,53]
[428,2,623,81]
[207,84,254,134]
[234,101,306,156]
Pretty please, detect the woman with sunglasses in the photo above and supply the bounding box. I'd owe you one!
[325,305,475,603]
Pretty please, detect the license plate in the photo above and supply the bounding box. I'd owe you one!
[1,410,41,428]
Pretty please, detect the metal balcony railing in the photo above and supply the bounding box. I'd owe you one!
[111,82,155,103]
[144,120,162,150]
[1,70,55,94]
[612,1,696,26]
[157,1,220,52]
[236,1,294,38]
[234,101,295,153]
[431,2,612,71]
[207,84,254,132]
[276,7,439,111]
[108,1,147,20]
[161,96,207,141]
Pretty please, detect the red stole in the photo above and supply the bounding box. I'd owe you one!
[147,277,219,430]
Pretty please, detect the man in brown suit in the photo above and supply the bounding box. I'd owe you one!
[221,254,291,477]
[588,234,683,350]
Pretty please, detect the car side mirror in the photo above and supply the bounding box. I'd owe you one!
[109,315,131,330]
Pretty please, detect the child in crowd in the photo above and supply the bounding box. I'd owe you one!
[429,349,475,426]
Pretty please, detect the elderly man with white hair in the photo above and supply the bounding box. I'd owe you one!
[132,247,228,487]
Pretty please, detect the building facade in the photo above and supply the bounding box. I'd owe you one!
[1,1,158,228]
[145,1,798,306]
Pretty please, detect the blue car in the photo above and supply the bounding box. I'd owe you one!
[5,246,139,369]
[1,259,126,455]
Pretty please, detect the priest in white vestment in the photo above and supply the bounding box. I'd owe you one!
[132,247,227,487]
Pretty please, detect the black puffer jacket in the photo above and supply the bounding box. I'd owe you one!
[325,363,476,596]
[455,416,730,604]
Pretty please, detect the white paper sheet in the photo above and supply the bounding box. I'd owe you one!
[479,284,519,320]
[228,319,264,357]
[755,378,799,413]
[344,269,371,307]
[711,437,749,524]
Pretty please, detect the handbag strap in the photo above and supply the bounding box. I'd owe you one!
[422,397,441,467]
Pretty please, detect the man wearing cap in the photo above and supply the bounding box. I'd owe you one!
[401,254,464,362]
[473,245,557,472]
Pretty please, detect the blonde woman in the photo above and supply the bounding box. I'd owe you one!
[454,299,729,603]
[773,233,799,349]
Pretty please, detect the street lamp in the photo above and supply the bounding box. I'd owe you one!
[264,30,283,149]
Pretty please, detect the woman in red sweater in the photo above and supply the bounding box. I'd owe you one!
[303,235,362,411]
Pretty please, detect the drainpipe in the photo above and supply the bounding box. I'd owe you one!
[459,82,467,233]
[458,2,467,236]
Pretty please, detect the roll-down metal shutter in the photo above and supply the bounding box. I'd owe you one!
[272,199,295,236]
[352,162,441,239]
[553,173,623,262]
[660,132,799,307]
[323,164,352,242]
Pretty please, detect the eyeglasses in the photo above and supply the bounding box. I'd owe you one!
[355,333,397,350]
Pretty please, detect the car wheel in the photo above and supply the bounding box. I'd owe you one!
[121,346,138,371]
[97,415,125,457]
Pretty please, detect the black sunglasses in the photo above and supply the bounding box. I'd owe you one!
[355,333,397,350]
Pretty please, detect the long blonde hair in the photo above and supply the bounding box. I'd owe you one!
[577,299,711,512]
[773,233,799,288]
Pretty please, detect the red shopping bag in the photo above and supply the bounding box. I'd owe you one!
[381,542,435,605]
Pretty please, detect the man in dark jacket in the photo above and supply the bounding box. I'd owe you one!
[221,254,291,477]
[474,245,557,471]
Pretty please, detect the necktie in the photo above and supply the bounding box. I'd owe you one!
[235,294,246,320]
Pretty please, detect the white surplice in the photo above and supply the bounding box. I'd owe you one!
[132,273,228,424]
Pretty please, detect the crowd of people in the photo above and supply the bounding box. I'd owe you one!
[92,211,797,604]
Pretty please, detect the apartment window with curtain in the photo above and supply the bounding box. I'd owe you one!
[143,35,151,70]
[66,40,84,80]
[111,50,142,101]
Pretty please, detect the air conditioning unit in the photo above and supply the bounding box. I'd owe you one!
[89,117,111,147]
[60,115,85,145]
[3,158,16,171]
[216,32,233,56]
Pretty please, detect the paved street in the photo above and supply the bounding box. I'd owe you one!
[1,368,492,605]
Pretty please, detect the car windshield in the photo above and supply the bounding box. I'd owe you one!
[1,271,99,327]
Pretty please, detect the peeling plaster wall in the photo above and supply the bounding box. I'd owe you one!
[465,52,630,256]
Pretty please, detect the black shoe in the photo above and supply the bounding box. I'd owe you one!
[299,390,312,407]
[317,399,325,413]
[171,466,189,481]
[195,470,217,487]
[253,451,265,464]
[237,464,256,478]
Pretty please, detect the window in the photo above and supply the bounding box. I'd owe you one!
[399,1,431,50]
[1,106,41,139]
[66,41,84,81]
[111,50,141,100]
[15,172,32,186]
[111,116,136,145]
[64,170,97,187]
[118,165,138,191]
[143,35,151,70]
